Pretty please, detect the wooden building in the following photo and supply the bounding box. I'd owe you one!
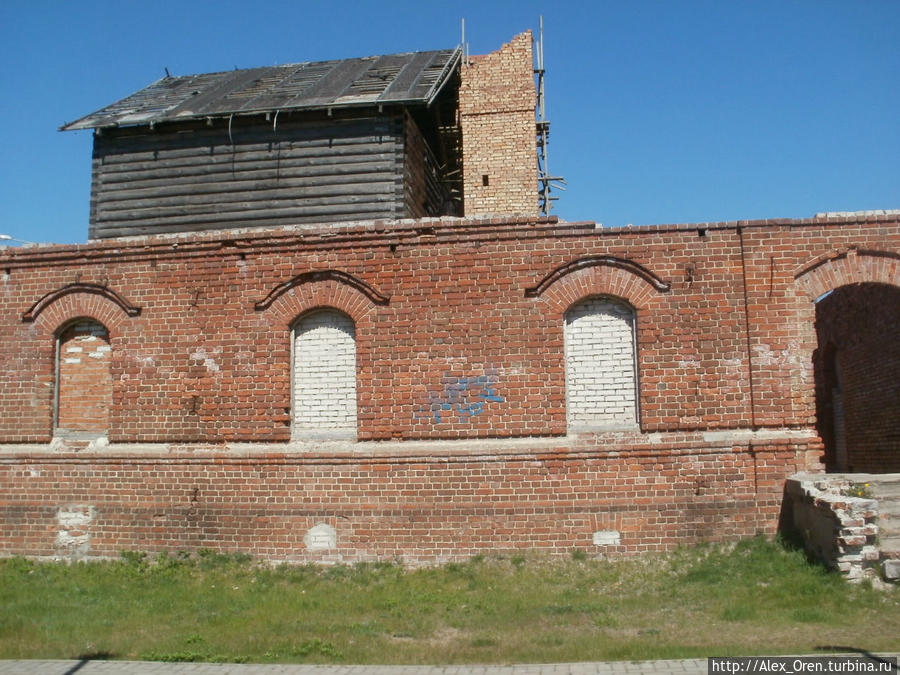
[62,49,467,239]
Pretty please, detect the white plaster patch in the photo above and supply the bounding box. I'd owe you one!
[66,346,84,353]
[753,343,804,368]
[88,435,109,451]
[593,530,621,546]
[304,523,337,551]
[190,347,221,373]
[55,505,95,557]
[63,358,81,364]
[55,531,91,556]
[57,505,94,528]
[501,363,527,376]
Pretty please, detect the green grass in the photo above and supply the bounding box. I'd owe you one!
[1,537,898,664]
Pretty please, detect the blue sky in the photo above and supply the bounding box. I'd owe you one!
[1,1,897,244]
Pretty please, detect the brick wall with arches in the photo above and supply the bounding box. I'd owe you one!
[0,211,897,562]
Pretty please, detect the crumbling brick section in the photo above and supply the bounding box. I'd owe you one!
[782,474,881,582]
[56,320,112,434]
[460,32,538,216]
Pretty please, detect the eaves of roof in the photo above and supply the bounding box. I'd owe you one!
[61,47,461,131]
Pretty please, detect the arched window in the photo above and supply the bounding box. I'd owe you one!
[292,309,357,440]
[564,296,638,430]
[55,319,112,436]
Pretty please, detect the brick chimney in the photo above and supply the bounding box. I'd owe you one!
[459,32,539,216]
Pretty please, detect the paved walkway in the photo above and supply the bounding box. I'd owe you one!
[0,656,896,675]
[0,662,710,674]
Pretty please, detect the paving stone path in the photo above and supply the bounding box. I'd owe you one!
[0,660,710,674]
[1,656,897,675]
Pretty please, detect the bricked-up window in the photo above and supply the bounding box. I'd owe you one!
[292,309,357,440]
[564,296,638,430]
[56,319,113,436]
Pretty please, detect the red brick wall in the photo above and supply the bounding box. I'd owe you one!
[0,212,897,561]
[0,433,820,562]
[1,214,897,444]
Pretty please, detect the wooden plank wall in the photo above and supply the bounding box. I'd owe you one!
[89,114,408,239]
[401,110,455,218]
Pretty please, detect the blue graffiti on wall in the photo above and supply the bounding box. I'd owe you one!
[415,369,505,424]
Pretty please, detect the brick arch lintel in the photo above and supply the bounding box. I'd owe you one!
[256,270,388,309]
[22,283,141,333]
[258,272,386,327]
[25,284,140,337]
[794,248,900,300]
[528,256,670,314]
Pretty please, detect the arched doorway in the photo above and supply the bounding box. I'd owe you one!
[813,283,900,472]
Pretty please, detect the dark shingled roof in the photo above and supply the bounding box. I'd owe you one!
[62,47,461,131]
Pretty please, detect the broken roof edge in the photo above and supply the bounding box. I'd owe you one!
[421,46,462,106]
[60,47,462,133]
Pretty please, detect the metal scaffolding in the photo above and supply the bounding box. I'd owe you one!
[535,16,566,215]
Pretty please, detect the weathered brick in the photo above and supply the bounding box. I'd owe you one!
[460,33,538,216]
[0,174,896,564]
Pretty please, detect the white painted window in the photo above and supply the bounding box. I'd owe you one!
[564,296,638,430]
[292,309,357,440]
